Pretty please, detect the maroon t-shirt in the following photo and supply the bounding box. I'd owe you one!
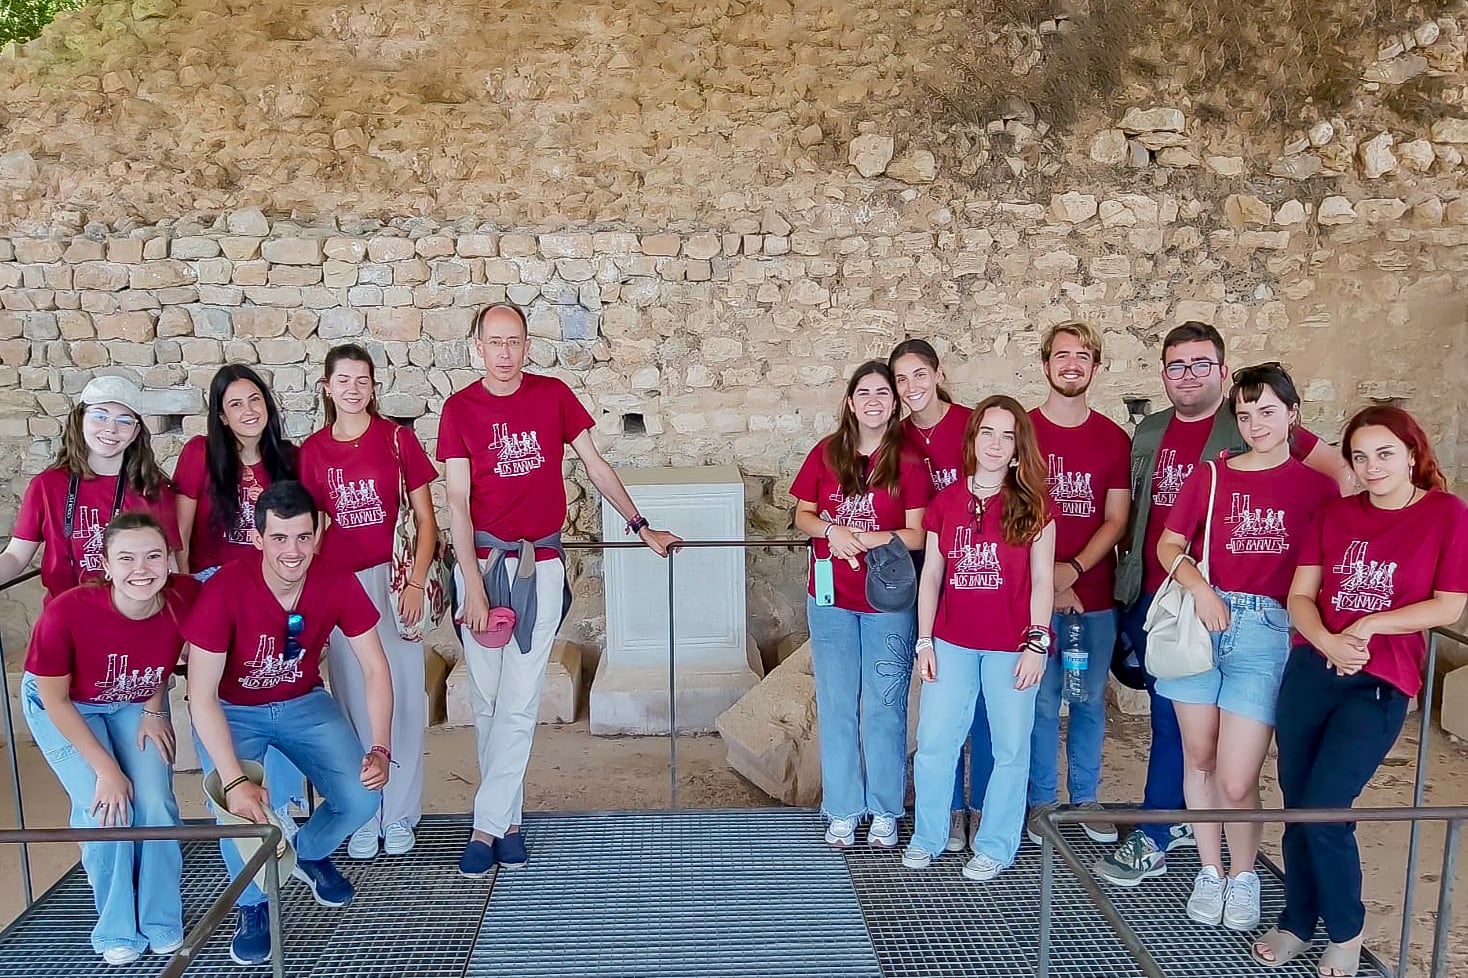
[181,552,379,706]
[901,404,971,494]
[14,467,181,599]
[1297,489,1468,697]
[173,435,270,574]
[923,484,1047,652]
[1141,415,1216,594]
[436,374,595,560]
[1166,458,1337,602]
[300,417,439,572]
[26,576,199,703]
[791,439,931,613]
[1031,408,1130,612]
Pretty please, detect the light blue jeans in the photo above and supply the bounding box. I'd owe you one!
[22,674,183,956]
[911,640,1040,864]
[1029,609,1118,806]
[195,687,380,906]
[806,598,915,821]
[195,565,306,813]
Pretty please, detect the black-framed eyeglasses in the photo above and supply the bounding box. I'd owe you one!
[1163,361,1221,380]
[284,613,306,661]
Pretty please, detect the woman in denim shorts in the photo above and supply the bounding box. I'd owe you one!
[1152,364,1340,932]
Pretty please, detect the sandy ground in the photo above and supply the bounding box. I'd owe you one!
[0,712,1464,976]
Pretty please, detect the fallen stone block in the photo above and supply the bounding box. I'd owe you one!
[715,640,820,806]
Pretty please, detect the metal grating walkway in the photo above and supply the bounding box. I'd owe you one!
[0,811,1390,978]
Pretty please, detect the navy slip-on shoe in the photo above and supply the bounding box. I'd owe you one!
[494,832,528,869]
[458,839,497,878]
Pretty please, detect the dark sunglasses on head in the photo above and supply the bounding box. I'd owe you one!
[284,613,306,661]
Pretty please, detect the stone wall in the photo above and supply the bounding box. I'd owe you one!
[1,0,1467,657]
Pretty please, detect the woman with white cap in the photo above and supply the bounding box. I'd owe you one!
[0,376,179,597]
[21,511,198,966]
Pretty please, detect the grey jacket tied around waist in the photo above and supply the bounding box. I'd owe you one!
[474,530,566,653]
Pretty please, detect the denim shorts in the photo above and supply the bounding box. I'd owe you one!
[1153,590,1292,726]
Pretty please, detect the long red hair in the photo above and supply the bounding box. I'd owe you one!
[1341,405,1447,491]
[963,395,1049,545]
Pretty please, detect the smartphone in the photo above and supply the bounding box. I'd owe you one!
[813,557,836,606]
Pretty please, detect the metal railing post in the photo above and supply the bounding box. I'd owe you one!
[667,547,678,811]
[1429,818,1462,978]
[0,640,32,907]
[1038,834,1054,978]
[1399,634,1438,978]
[266,838,284,978]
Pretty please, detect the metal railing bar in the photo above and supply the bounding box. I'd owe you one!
[0,659,30,908]
[1033,818,1167,978]
[1430,624,1468,646]
[1399,635,1438,978]
[667,551,677,810]
[1045,805,1468,825]
[158,827,282,978]
[1429,819,1462,978]
[0,569,38,594]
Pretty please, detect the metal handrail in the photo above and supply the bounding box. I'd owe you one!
[0,821,285,977]
[1036,807,1466,978]
[0,569,40,906]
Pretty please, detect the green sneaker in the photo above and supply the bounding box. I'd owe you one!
[1093,828,1166,887]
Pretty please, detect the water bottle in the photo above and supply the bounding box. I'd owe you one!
[1060,611,1088,704]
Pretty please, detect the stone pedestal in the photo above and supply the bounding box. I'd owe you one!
[590,465,760,735]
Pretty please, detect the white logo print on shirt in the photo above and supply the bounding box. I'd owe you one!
[73,505,106,573]
[1152,449,1193,508]
[238,635,303,691]
[1331,540,1397,613]
[224,483,261,545]
[925,458,959,492]
[823,490,880,532]
[1047,454,1095,517]
[489,422,545,478]
[1225,492,1289,554]
[326,467,386,529]
[948,526,1003,590]
[93,653,166,703]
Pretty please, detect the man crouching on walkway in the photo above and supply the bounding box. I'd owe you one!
[439,302,679,876]
[186,480,393,966]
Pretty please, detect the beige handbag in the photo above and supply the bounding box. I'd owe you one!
[1143,461,1218,681]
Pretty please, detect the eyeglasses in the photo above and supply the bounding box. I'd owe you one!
[85,410,140,430]
[283,613,306,661]
[1163,361,1221,381]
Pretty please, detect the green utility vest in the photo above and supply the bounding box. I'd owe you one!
[1114,407,1246,608]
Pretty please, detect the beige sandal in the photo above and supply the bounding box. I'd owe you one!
[1250,928,1310,968]
[1318,938,1362,977]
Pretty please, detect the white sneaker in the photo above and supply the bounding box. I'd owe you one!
[824,817,857,847]
[962,851,1004,882]
[901,845,932,870]
[867,815,898,848]
[1187,866,1227,925]
[383,820,416,855]
[347,823,379,860]
[946,810,967,853]
[151,937,184,956]
[1223,870,1262,931]
[1167,822,1197,851]
[103,947,141,966]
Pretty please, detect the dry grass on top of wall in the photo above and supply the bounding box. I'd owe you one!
[927,0,1456,133]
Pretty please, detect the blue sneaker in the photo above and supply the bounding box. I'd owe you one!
[458,839,496,878]
[230,903,271,966]
[291,856,355,907]
[494,832,528,869]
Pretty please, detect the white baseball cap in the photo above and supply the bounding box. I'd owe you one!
[78,376,145,417]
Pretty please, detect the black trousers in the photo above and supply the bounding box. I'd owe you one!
[1274,645,1408,943]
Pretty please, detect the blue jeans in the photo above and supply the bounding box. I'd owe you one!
[21,674,183,956]
[806,598,915,820]
[195,566,305,813]
[1029,608,1118,806]
[950,691,993,811]
[1154,591,1291,725]
[195,687,380,906]
[1121,592,1185,849]
[911,640,1041,864]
